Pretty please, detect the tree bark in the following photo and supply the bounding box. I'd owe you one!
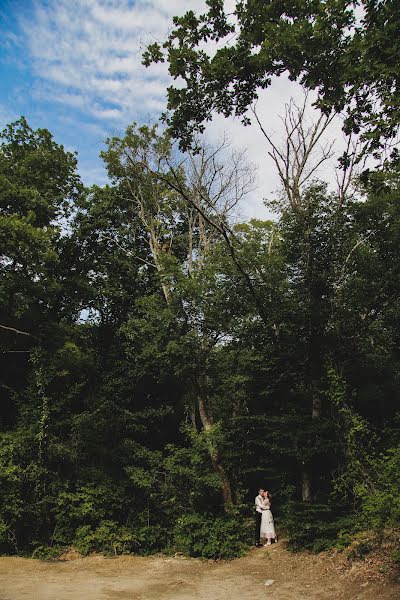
[301,467,312,502]
[195,371,234,510]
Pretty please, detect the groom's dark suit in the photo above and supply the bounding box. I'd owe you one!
[254,493,265,546]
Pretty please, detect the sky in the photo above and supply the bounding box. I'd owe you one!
[0,0,344,219]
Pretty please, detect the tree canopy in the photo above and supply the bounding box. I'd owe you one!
[1,113,399,559]
[144,0,400,155]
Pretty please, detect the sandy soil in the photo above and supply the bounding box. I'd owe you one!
[0,542,398,600]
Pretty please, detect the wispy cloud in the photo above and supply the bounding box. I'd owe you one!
[0,103,18,129]
[18,0,205,124]
[14,0,342,218]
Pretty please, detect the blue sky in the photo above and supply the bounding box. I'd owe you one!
[0,0,342,218]
[0,0,202,187]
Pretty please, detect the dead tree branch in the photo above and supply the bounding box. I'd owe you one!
[0,324,34,337]
[252,91,336,210]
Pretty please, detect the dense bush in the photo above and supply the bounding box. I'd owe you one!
[74,521,140,556]
[283,503,353,552]
[356,447,400,530]
[172,513,250,560]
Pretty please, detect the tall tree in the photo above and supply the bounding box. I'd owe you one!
[101,124,256,509]
[0,117,84,424]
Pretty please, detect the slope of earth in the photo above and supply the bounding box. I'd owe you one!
[0,541,398,600]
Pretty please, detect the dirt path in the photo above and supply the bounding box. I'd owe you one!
[0,543,398,600]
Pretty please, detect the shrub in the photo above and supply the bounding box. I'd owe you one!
[345,532,374,561]
[283,502,351,552]
[73,520,140,556]
[126,523,172,554]
[356,447,400,530]
[30,544,64,560]
[172,512,249,560]
[391,548,400,565]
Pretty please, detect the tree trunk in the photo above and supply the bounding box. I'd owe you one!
[301,467,312,502]
[148,231,172,305]
[195,373,234,511]
[210,452,234,510]
[312,394,321,419]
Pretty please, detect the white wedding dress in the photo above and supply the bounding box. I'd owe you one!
[260,504,276,541]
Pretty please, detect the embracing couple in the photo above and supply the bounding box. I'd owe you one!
[254,488,277,547]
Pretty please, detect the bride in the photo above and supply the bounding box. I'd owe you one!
[260,491,277,546]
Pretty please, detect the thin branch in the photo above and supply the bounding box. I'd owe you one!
[253,92,336,210]
[342,231,373,273]
[0,324,33,337]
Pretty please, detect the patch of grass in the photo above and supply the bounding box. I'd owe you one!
[390,548,400,565]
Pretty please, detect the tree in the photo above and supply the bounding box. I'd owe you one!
[252,92,361,210]
[0,117,84,426]
[0,117,83,337]
[143,0,400,157]
[0,117,87,551]
[101,124,258,509]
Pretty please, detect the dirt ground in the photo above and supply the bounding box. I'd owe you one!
[0,542,399,600]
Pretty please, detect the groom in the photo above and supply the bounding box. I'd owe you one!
[254,488,266,547]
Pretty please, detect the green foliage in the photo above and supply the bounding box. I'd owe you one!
[356,447,400,530]
[391,548,400,565]
[1,115,400,564]
[283,503,352,553]
[144,1,400,157]
[0,116,82,221]
[74,521,140,556]
[0,518,8,544]
[172,513,249,560]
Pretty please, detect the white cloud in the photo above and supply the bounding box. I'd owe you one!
[18,0,345,218]
[19,0,205,126]
[91,106,123,120]
[79,162,109,188]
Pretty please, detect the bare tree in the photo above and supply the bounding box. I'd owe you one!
[184,136,256,270]
[253,90,364,211]
[335,131,363,207]
[152,139,270,322]
[252,92,336,210]
[106,129,182,305]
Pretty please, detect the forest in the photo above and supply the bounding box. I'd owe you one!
[0,0,399,561]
